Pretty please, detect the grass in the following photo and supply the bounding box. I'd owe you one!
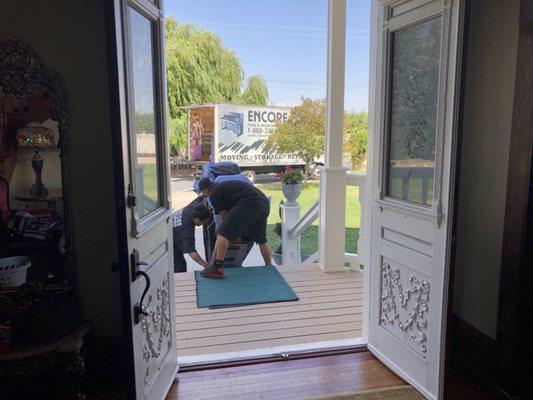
[256,182,361,255]
[139,163,158,200]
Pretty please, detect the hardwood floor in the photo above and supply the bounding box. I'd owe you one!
[175,264,364,361]
[167,351,407,400]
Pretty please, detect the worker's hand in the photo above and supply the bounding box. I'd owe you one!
[189,251,209,269]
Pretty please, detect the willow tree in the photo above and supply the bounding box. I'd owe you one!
[239,75,269,105]
[165,17,269,154]
[165,17,242,118]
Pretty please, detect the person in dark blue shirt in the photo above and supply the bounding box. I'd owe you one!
[172,198,210,272]
[198,178,272,279]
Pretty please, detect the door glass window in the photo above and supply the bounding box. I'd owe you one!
[129,7,160,218]
[386,17,442,206]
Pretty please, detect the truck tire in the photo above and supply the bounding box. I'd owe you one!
[242,170,256,183]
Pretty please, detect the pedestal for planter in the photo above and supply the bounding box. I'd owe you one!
[280,203,301,265]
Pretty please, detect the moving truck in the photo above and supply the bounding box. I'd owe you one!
[185,104,305,181]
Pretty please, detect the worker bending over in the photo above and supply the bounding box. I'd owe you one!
[172,197,211,272]
[198,177,272,279]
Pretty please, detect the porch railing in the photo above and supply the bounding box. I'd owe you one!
[280,171,366,269]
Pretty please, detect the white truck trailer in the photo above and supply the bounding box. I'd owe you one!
[185,103,305,180]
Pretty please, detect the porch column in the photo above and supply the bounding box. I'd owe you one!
[318,0,348,272]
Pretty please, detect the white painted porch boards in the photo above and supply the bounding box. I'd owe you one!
[174,264,363,362]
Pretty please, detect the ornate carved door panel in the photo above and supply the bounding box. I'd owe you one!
[368,0,465,399]
[108,0,178,398]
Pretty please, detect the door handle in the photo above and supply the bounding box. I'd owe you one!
[133,270,151,324]
[130,249,147,282]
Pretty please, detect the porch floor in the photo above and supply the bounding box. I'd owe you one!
[175,264,364,361]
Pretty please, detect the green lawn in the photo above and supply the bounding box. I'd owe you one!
[256,182,361,256]
[139,163,158,200]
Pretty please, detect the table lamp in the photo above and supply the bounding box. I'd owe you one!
[16,125,56,198]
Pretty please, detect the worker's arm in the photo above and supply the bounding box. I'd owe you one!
[219,210,228,220]
[188,251,209,269]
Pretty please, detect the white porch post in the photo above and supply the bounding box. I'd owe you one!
[318,0,348,272]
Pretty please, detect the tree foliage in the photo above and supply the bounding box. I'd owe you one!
[266,97,368,174]
[239,75,269,105]
[165,17,269,154]
[265,97,326,177]
[168,114,188,157]
[344,111,368,170]
[134,112,155,134]
[165,17,243,119]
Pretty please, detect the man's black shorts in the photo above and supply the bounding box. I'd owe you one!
[217,198,270,244]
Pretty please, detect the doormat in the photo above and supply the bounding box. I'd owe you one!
[305,386,424,400]
[195,266,298,309]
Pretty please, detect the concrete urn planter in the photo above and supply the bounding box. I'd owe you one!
[281,183,301,205]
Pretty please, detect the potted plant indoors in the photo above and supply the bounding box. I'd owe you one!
[280,167,303,205]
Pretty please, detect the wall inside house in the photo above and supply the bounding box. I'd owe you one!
[0,1,122,337]
[453,0,520,339]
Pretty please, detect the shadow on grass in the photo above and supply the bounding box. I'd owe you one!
[267,225,360,256]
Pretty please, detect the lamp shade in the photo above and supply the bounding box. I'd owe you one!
[16,126,56,150]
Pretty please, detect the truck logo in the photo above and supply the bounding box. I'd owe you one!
[221,112,244,136]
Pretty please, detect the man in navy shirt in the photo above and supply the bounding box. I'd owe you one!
[198,177,272,279]
[172,198,211,272]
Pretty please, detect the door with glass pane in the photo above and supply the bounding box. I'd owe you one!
[110,0,178,399]
[368,0,464,399]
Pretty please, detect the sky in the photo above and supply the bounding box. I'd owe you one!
[166,0,371,111]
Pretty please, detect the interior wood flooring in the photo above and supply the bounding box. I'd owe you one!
[166,351,408,400]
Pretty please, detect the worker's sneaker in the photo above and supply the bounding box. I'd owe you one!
[201,261,224,279]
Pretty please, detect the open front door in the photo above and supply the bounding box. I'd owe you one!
[368,0,464,399]
[108,0,178,398]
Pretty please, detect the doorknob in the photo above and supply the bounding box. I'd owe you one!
[133,270,150,324]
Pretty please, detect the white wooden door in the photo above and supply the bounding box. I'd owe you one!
[110,0,178,399]
[368,0,464,399]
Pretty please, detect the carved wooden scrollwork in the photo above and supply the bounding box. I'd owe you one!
[140,273,171,385]
[381,260,430,354]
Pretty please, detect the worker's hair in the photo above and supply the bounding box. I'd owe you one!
[191,204,210,221]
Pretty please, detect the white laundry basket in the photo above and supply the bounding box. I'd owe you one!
[0,257,31,287]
